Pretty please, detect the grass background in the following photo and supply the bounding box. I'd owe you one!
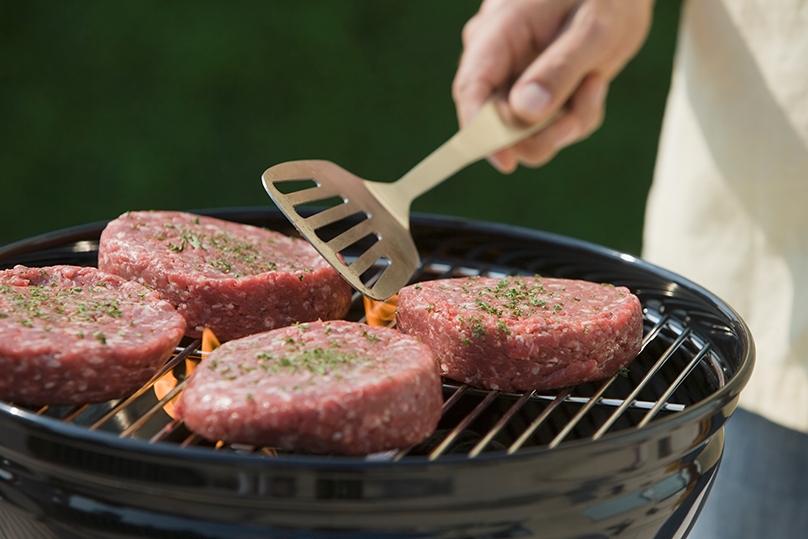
[0,1,682,255]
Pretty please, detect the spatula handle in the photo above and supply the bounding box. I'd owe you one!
[394,98,560,200]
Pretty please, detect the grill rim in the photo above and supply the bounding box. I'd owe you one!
[0,206,754,469]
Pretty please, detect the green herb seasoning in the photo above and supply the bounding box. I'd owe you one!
[157,220,288,276]
[364,331,380,343]
[210,259,232,274]
[0,280,127,330]
[446,276,590,338]
[496,319,511,335]
[469,315,485,338]
[247,346,365,377]
[471,276,566,320]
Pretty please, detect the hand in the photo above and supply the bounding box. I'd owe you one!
[452,0,655,173]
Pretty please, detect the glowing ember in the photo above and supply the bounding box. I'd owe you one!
[363,294,398,326]
[154,328,220,418]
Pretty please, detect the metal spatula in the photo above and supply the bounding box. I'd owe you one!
[262,98,557,300]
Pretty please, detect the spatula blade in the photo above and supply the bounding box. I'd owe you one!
[262,160,420,300]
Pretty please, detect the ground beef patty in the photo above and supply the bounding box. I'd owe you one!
[0,265,186,406]
[396,276,643,392]
[98,211,352,341]
[175,320,443,455]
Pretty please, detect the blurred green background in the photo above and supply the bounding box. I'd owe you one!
[0,1,681,255]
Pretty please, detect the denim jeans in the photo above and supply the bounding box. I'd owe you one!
[688,408,808,538]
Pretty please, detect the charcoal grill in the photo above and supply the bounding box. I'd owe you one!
[0,207,753,539]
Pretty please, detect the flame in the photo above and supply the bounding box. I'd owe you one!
[201,326,221,353]
[153,372,182,419]
[155,328,220,418]
[363,294,398,326]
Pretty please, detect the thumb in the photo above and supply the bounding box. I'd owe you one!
[510,82,555,124]
[507,12,604,124]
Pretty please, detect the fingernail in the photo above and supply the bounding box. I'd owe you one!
[513,82,552,119]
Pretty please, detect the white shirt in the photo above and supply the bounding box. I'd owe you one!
[643,0,808,431]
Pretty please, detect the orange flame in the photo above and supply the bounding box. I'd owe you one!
[201,326,221,353]
[155,328,221,418]
[363,294,398,326]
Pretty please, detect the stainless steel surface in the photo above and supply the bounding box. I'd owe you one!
[262,99,557,300]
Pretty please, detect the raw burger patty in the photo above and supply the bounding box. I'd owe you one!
[98,211,352,341]
[175,320,443,455]
[396,276,643,392]
[0,265,186,406]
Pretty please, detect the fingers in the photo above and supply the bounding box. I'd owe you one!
[487,148,520,174]
[508,5,605,124]
[508,0,654,125]
[453,13,517,128]
[453,0,575,128]
[569,71,608,140]
[452,0,654,173]
[510,73,609,167]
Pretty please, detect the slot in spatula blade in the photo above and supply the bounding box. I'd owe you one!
[262,160,420,300]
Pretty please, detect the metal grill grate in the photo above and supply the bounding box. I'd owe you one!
[14,253,725,461]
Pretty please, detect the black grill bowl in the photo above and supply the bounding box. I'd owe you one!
[0,208,753,539]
